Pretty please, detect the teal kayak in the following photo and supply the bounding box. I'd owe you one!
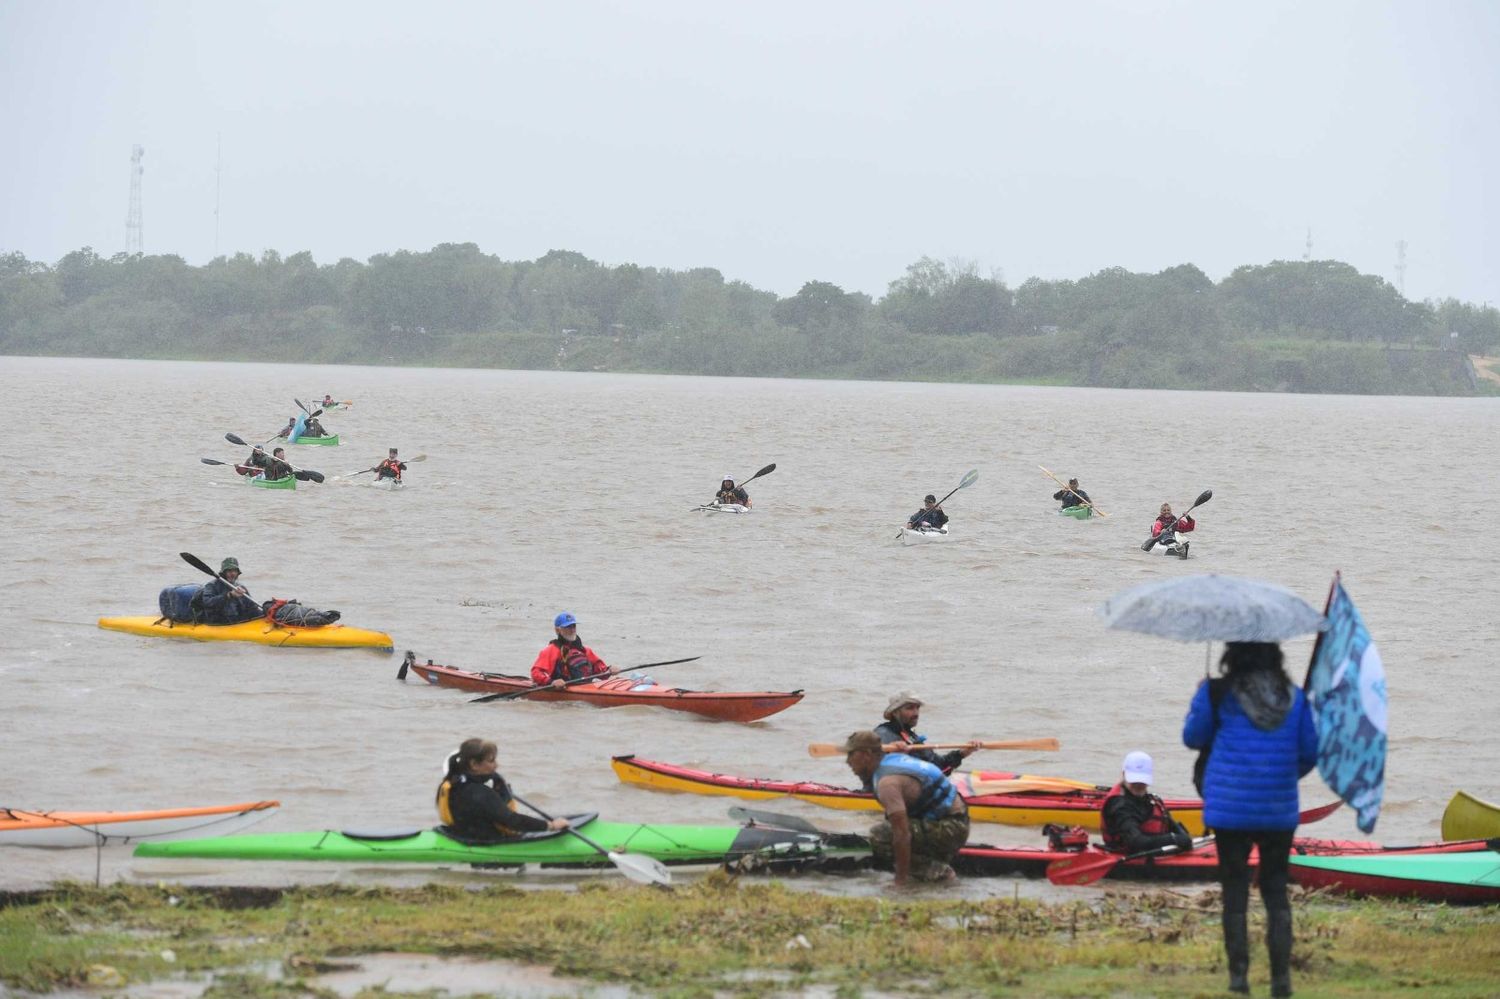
[133,814,850,869]
[249,474,296,490]
[289,434,339,446]
[1290,849,1500,903]
[1058,505,1092,519]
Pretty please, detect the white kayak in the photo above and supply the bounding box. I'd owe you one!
[694,502,750,514]
[1143,537,1191,558]
[900,525,951,544]
[0,800,280,847]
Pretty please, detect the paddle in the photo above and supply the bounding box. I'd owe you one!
[1047,836,1214,886]
[1038,465,1109,518]
[337,454,427,481]
[180,551,251,601]
[726,806,827,835]
[223,434,325,483]
[897,468,978,539]
[1142,489,1212,551]
[200,456,322,484]
[510,793,671,886]
[468,656,702,704]
[693,462,776,511]
[807,737,1061,758]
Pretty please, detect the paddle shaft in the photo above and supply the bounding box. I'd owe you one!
[899,469,977,538]
[1038,465,1109,517]
[807,737,1060,758]
[511,793,671,886]
[468,656,702,703]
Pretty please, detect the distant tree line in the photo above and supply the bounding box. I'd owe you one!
[2,244,1496,395]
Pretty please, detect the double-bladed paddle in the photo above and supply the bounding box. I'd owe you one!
[1142,489,1212,552]
[180,551,250,599]
[337,454,427,481]
[897,468,978,539]
[468,656,702,704]
[201,456,322,484]
[223,434,325,483]
[806,737,1061,758]
[1038,465,1109,518]
[693,463,776,511]
[510,793,672,886]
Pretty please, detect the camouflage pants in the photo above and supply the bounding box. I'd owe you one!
[869,811,971,881]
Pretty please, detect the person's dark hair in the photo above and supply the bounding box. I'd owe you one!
[1218,642,1290,684]
[449,737,496,775]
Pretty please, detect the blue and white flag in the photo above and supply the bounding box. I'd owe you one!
[1304,574,1387,833]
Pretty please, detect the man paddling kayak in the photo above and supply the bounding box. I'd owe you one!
[872,692,980,779]
[715,475,751,507]
[276,416,296,440]
[1100,751,1193,855]
[1053,478,1091,510]
[905,495,949,531]
[373,448,407,483]
[262,447,294,482]
[302,415,329,438]
[192,558,261,624]
[436,738,569,843]
[842,730,970,886]
[1148,502,1195,553]
[531,613,611,689]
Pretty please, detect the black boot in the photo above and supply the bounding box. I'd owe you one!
[1222,910,1250,994]
[1267,906,1294,998]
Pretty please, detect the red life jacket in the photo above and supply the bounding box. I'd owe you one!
[1100,783,1173,852]
[377,459,402,480]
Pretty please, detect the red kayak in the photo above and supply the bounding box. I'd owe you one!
[403,659,802,723]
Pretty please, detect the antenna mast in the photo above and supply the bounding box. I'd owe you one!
[1394,240,1407,297]
[1302,226,1312,262]
[214,134,222,257]
[125,145,145,254]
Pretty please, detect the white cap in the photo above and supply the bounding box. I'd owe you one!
[722,473,735,481]
[1122,750,1153,785]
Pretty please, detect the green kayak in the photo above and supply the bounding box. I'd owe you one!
[1058,505,1092,519]
[289,434,339,446]
[133,814,852,869]
[1290,849,1500,903]
[248,474,297,490]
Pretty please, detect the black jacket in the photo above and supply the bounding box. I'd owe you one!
[194,578,261,624]
[907,507,949,529]
[1053,487,1090,509]
[1101,791,1188,854]
[444,774,550,843]
[859,721,965,790]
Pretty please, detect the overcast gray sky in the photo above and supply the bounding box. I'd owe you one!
[3,1,1496,306]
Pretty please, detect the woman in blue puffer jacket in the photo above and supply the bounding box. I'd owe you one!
[1183,641,1317,998]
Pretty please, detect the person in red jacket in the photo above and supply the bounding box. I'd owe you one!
[1100,750,1193,855]
[1151,502,1195,544]
[530,612,611,688]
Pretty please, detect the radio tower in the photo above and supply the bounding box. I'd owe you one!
[1303,226,1313,262]
[125,145,145,254]
[1394,240,1407,297]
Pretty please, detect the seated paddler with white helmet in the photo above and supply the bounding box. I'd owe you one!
[715,474,751,507]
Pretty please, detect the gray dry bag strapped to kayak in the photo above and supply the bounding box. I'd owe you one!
[262,600,341,627]
[158,583,204,623]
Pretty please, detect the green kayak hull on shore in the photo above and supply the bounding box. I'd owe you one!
[1290,849,1500,903]
[289,435,339,446]
[249,474,296,490]
[133,815,847,869]
[1058,506,1092,519]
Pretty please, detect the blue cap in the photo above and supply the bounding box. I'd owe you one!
[554,612,577,628]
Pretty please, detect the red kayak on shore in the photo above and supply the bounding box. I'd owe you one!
[402,658,803,723]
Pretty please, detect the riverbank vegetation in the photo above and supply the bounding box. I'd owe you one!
[3,245,1498,395]
[2,878,1497,997]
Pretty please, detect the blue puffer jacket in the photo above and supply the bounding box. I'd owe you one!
[1182,678,1318,831]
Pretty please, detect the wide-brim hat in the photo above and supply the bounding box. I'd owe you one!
[883,691,922,720]
[220,557,241,575]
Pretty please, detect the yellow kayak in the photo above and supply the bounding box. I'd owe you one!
[97,616,393,651]
[1441,790,1500,841]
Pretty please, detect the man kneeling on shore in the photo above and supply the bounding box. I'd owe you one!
[842,730,969,886]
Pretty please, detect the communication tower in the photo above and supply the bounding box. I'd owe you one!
[1395,240,1407,297]
[1303,227,1313,262]
[214,134,222,257]
[125,145,145,254]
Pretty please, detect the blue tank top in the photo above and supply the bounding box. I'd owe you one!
[873,753,959,821]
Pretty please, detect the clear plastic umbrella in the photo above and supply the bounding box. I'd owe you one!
[1099,574,1327,643]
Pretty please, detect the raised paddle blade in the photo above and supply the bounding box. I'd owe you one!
[294,398,310,415]
[225,432,248,446]
[727,806,826,834]
[956,468,979,490]
[1192,489,1213,507]
[180,552,219,579]
[396,650,415,681]
[745,462,776,482]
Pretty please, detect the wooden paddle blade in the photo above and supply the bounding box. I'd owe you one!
[980,738,1062,752]
[225,433,248,446]
[1045,850,1123,886]
[807,743,848,758]
[609,850,673,886]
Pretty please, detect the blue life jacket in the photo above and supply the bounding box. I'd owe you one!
[873,753,959,821]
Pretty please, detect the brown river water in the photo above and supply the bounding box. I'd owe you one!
[2,356,1496,898]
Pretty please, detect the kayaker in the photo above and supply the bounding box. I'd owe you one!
[841,730,970,887]
[242,445,271,474]
[871,692,980,780]
[191,557,262,625]
[303,415,328,438]
[715,475,751,507]
[1053,478,1091,510]
[436,737,569,843]
[373,448,407,482]
[1183,641,1318,998]
[276,416,296,439]
[321,394,335,408]
[905,495,949,531]
[262,447,294,482]
[530,612,611,689]
[1150,502,1196,547]
[1099,750,1193,855]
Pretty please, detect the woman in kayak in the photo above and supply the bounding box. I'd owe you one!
[1183,642,1317,998]
[1099,750,1193,855]
[905,494,949,531]
[192,558,262,624]
[1053,478,1090,510]
[530,612,611,689]
[373,448,406,482]
[436,738,569,843]
[715,475,751,507]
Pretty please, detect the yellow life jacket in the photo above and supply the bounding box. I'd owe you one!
[435,773,518,828]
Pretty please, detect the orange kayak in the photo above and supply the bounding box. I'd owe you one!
[0,801,280,847]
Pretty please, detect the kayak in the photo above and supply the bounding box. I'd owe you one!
[98,616,394,651]
[900,526,951,544]
[1058,505,1092,519]
[132,814,855,870]
[1144,538,1191,558]
[405,659,802,723]
[1288,849,1500,903]
[1441,790,1500,841]
[249,473,296,490]
[695,502,750,514]
[0,801,279,847]
[288,434,339,446]
[315,400,352,410]
[610,756,1210,833]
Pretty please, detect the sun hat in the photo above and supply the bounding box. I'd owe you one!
[883,691,922,720]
